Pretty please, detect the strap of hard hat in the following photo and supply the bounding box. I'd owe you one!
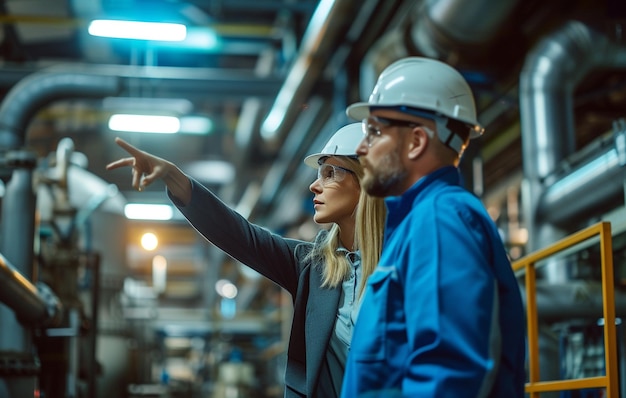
[392,106,467,154]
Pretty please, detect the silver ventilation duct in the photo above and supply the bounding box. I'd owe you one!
[410,0,520,58]
[520,20,626,252]
[538,129,626,226]
[359,0,520,99]
[259,0,356,143]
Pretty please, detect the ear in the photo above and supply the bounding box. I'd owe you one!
[406,126,429,160]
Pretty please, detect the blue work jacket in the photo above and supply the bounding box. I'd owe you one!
[341,166,526,398]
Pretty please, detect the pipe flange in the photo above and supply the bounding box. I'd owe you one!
[3,149,37,169]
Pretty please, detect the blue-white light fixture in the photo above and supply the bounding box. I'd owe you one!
[88,20,187,41]
[108,114,213,135]
[124,204,174,220]
[109,114,180,134]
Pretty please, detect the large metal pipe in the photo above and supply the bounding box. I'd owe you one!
[260,0,356,141]
[410,0,520,57]
[0,253,61,326]
[538,131,626,226]
[0,73,120,149]
[359,0,520,100]
[519,20,626,251]
[533,281,626,321]
[0,64,286,150]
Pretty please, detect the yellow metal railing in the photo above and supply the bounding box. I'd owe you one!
[511,221,618,397]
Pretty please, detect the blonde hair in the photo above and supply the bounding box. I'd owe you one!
[309,156,387,298]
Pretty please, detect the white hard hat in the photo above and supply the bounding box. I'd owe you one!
[346,57,484,139]
[303,123,362,169]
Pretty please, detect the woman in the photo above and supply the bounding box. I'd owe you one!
[106,123,387,397]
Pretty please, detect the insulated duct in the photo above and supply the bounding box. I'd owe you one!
[519,20,626,250]
[538,128,626,226]
[359,0,520,100]
[409,0,520,58]
[260,0,356,142]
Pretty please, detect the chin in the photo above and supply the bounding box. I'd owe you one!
[313,214,327,224]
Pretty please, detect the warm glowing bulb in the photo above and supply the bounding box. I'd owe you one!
[141,232,158,251]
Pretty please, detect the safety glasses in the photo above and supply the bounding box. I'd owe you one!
[361,116,422,147]
[317,163,355,186]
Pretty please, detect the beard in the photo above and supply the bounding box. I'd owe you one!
[361,147,407,197]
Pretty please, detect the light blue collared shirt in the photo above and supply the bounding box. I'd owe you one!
[317,249,362,397]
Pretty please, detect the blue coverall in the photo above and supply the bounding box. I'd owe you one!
[341,166,526,398]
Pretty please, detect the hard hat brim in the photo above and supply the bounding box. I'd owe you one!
[303,153,324,169]
[346,102,371,121]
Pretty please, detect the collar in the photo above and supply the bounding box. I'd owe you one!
[336,247,361,266]
[384,165,462,226]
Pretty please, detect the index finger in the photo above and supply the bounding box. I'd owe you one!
[114,137,143,157]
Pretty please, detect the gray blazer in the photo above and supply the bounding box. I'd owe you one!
[170,179,341,397]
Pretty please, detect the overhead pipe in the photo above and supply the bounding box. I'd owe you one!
[253,0,395,225]
[260,0,356,143]
[0,63,285,149]
[409,0,520,58]
[359,0,520,100]
[538,126,626,226]
[519,20,626,252]
[0,71,120,149]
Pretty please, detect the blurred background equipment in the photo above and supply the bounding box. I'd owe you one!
[0,0,625,397]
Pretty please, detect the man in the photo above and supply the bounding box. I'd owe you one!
[340,57,526,397]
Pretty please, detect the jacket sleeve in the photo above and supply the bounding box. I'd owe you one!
[168,178,307,295]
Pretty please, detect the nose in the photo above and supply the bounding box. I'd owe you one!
[309,177,322,193]
[356,137,368,155]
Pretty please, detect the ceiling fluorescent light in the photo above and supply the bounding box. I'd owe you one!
[154,27,219,50]
[88,20,187,42]
[179,116,213,135]
[124,204,173,220]
[109,114,180,134]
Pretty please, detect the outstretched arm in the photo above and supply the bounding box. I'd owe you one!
[107,137,304,294]
[106,137,192,205]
